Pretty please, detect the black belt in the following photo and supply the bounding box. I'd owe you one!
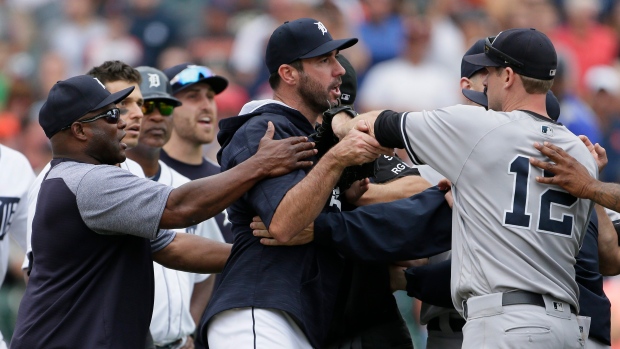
[426,317,466,332]
[502,291,577,314]
[155,338,182,349]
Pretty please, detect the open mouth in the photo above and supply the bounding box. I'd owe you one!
[197,116,212,126]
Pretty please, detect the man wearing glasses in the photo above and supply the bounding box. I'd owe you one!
[331,28,594,349]
[127,66,226,349]
[11,74,316,349]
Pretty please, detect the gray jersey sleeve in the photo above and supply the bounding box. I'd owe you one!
[401,105,508,183]
[51,162,174,239]
[151,230,176,253]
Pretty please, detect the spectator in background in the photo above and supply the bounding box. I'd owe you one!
[584,64,620,183]
[550,0,618,95]
[357,0,405,71]
[46,0,107,77]
[129,0,181,67]
[84,15,143,69]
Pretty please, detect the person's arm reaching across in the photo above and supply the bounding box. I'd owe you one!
[160,122,316,229]
[595,204,620,275]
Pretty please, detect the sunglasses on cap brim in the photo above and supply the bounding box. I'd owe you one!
[60,108,121,131]
[170,65,215,89]
[141,100,175,116]
[484,36,524,68]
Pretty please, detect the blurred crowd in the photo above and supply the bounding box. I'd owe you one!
[2,0,620,346]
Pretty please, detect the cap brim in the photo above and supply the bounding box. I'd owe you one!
[174,76,229,95]
[299,38,358,60]
[462,89,488,108]
[92,85,135,112]
[546,90,560,121]
[463,52,501,68]
[143,93,182,106]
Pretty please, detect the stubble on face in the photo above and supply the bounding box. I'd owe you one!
[298,71,340,116]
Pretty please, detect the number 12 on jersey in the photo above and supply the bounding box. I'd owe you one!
[503,155,578,237]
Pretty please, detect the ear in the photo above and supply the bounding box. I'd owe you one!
[278,64,299,86]
[460,77,472,90]
[71,122,88,141]
[504,67,516,88]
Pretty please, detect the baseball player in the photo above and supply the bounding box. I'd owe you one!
[127,66,225,349]
[332,28,595,349]
[0,144,34,349]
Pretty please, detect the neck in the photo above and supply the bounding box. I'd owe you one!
[163,135,204,165]
[126,144,161,177]
[273,91,319,125]
[504,92,549,118]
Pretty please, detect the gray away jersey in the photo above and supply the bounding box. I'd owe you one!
[399,104,597,316]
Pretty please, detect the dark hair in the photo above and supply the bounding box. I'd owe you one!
[268,60,304,90]
[87,60,142,85]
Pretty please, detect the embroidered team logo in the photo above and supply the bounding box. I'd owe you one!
[148,73,161,88]
[341,93,350,101]
[553,302,564,312]
[541,125,554,137]
[93,77,106,89]
[315,21,328,35]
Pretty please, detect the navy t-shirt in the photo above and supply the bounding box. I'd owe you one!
[160,150,233,243]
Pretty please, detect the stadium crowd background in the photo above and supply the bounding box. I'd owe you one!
[1,0,620,347]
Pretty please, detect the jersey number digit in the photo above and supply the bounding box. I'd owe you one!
[503,156,577,236]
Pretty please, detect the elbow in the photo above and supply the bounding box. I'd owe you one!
[266,222,295,243]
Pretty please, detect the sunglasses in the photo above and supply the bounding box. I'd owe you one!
[141,100,175,116]
[61,108,121,131]
[484,36,524,68]
[170,65,214,89]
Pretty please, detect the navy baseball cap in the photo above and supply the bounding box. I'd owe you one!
[337,55,357,105]
[136,66,181,106]
[464,28,557,80]
[266,18,358,74]
[39,75,134,138]
[164,63,228,95]
[461,39,486,78]
[462,89,561,120]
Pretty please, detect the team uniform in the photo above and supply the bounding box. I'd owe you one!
[12,159,176,349]
[160,150,233,243]
[148,161,224,348]
[375,105,597,348]
[0,145,34,349]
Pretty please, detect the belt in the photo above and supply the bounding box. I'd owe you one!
[464,291,577,319]
[426,317,466,332]
[155,338,183,349]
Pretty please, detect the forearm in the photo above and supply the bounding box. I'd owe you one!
[153,233,232,274]
[356,176,432,206]
[589,181,620,213]
[161,158,265,229]
[269,153,345,242]
[596,204,620,276]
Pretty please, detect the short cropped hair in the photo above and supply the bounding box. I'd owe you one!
[87,60,142,85]
[268,60,304,90]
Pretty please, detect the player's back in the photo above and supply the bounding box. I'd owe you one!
[449,109,597,314]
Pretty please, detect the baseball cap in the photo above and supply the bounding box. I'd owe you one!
[266,18,358,74]
[164,63,229,95]
[136,66,181,106]
[461,39,486,78]
[336,55,357,105]
[584,65,620,95]
[464,28,557,80]
[39,75,134,138]
[462,89,561,120]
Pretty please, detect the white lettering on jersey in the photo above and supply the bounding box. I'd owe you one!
[0,197,19,240]
[148,73,161,88]
[329,188,341,210]
[315,21,328,35]
[391,163,407,175]
[222,209,231,227]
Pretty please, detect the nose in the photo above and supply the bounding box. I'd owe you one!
[334,59,346,77]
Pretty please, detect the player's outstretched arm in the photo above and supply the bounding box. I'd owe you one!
[153,233,232,274]
[530,141,620,212]
[332,110,383,140]
[596,205,620,276]
[268,129,392,243]
[160,122,316,229]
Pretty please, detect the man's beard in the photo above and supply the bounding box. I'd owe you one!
[298,72,339,115]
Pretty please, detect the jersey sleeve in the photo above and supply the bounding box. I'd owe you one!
[399,105,506,183]
[76,166,174,239]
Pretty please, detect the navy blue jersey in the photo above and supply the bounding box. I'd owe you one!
[160,150,233,243]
